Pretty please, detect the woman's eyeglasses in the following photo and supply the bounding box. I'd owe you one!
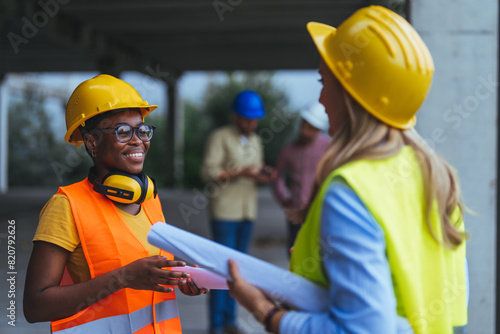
[96,124,156,143]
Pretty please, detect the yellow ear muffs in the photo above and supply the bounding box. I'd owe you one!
[88,168,157,204]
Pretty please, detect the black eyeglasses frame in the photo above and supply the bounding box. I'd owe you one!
[95,123,156,143]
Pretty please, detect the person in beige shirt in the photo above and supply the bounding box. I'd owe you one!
[201,90,276,334]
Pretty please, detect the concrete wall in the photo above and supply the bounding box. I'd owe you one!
[411,1,498,332]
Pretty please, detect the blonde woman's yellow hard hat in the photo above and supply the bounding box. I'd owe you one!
[307,5,434,129]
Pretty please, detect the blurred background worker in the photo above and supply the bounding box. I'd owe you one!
[272,102,330,255]
[200,90,276,334]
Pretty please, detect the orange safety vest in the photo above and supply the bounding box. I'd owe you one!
[51,179,182,334]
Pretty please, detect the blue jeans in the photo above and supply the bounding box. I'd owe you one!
[209,219,253,331]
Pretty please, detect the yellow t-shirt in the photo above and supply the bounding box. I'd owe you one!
[33,194,161,284]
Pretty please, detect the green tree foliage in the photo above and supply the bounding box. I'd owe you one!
[182,101,212,188]
[8,89,91,187]
[7,72,298,189]
[143,112,169,187]
[182,72,299,189]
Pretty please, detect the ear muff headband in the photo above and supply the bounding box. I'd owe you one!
[131,172,156,204]
[88,168,157,204]
[140,173,157,203]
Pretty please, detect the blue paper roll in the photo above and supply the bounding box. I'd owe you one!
[148,222,329,312]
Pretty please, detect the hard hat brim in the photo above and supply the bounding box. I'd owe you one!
[306,22,338,75]
[233,109,265,119]
[306,21,416,130]
[300,103,329,131]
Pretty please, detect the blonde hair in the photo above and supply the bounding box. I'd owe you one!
[300,91,467,248]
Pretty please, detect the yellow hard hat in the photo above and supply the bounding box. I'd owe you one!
[307,5,434,129]
[64,74,157,146]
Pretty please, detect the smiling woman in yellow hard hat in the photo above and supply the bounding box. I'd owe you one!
[23,74,207,333]
[226,6,468,334]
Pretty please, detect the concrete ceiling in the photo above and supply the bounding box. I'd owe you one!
[0,0,402,77]
[0,0,407,188]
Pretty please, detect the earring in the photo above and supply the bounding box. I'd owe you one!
[91,150,97,157]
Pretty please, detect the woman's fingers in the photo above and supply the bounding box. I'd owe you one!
[156,270,190,286]
[154,257,190,285]
[227,258,247,289]
[158,269,189,280]
[123,256,194,290]
[227,259,240,281]
[156,285,174,293]
[227,259,277,322]
[162,259,187,267]
[179,278,211,296]
[179,278,199,295]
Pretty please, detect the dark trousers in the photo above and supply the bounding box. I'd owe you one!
[287,220,302,257]
[209,219,253,330]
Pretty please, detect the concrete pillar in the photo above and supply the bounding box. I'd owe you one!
[165,75,183,187]
[0,74,8,194]
[174,82,185,187]
[411,1,498,332]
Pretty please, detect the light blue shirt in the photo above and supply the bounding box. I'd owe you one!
[280,181,416,334]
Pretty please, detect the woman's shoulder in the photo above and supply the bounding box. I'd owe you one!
[41,193,70,213]
[36,192,79,252]
[206,125,236,145]
[322,179,384,236]
[213,124,235,136]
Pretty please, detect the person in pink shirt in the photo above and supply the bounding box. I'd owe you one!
[272,102,330,254]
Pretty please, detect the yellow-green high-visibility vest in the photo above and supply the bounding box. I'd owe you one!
[290,146,467,334]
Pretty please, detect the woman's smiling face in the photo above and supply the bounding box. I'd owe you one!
[87,110,150,179]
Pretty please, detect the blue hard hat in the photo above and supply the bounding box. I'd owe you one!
[232,90,265,119]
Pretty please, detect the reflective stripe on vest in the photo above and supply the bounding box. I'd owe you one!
[54,299,179,334]
[51,179,182,333]
[290,146,467,334]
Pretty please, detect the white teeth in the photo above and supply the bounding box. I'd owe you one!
[127,153,143,158]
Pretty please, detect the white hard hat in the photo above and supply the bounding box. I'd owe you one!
[300,102,329,131]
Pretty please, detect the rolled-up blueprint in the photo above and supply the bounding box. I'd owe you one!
[170,266,229,290]
[148,222,329,312]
